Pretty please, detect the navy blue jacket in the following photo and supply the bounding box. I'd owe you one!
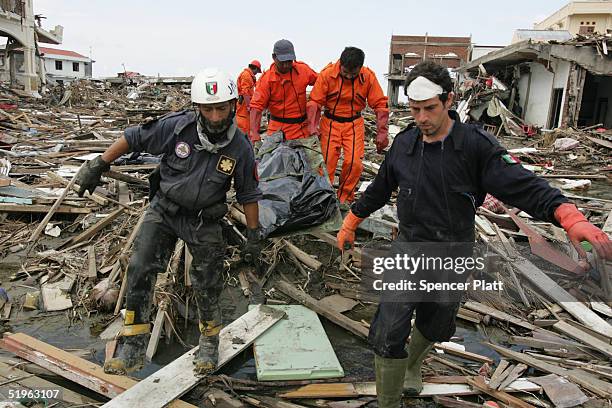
[124,110,262,210]
[352,111,567,242]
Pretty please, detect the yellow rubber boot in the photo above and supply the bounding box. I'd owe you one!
[193,320,222,375]
[103,323,150,375]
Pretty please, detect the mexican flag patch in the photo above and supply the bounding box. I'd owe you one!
[502,153,519,164]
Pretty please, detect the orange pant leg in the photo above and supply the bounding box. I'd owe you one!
[236,114,249,134]
[319,116,342,185]
[337,118,365,203]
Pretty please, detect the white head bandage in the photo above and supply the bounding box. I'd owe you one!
[406,76,444,101]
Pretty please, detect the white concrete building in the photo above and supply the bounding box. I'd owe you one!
[459,40,612,129]
[534,1,612,35]
[40,47,93,83]
[0,0,62,93]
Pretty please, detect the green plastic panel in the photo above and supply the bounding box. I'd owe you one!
[251,304,345,381]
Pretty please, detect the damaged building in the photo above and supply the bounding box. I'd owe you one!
[0,0,63,94]
[386,34,471,106]
[457,34,612,130]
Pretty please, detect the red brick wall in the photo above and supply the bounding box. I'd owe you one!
[390,35,471,70]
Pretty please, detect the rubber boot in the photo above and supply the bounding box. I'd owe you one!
[375,354,408,408]
[104,324,150,375]
[403,327,434,395]
[193,320,222,375]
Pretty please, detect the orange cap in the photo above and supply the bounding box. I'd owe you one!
[249,60,262,72]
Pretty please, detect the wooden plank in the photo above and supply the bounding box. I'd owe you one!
[0,204,91,214]
[276,281,369,340]
[206,389,247,408]
[145,301,168,361]
[87,245,98,280]
[463,301,539,331]
[432,396,482,408]
[509,253,612,338]
[28,169,81,244]
[0,361,97,405]
[278,379,541,398]
[486,342,612,398]
[488,360,511,389]
[62,207,125,248]
[508,336,585,352]
[498,363,527,390]
[282,240,322,271]
[0,332,193,406]
[101,305,285,408]
[466,376,535,408]
[553,320,612,359]
[105,170,148,186]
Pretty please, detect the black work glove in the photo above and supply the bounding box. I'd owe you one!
[242,228,263,270]
[75,156,110,197]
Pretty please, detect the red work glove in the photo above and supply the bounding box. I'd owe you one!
[337,211,364,250]
[375,110,389,153]
[249,109,263,143]
[555,203,612,261]
[306,101,321,136]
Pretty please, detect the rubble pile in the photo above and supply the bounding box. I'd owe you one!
[0,79,610,408]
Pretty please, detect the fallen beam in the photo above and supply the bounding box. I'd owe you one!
[278,378,540,398]
[0,203,91,214]
[101,305,285,408]
[498,243,612,338]
[0,332,194,407]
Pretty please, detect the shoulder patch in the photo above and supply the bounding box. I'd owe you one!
[217,155,236,176]
[501,153,519,164]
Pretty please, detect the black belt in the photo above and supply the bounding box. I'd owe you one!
[270,114,307,124]
[324,111,361,123]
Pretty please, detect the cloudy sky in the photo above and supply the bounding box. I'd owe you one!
[36,0,568,83]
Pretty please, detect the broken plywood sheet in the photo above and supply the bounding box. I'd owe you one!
[101,304,285,408]
[252,305,344,381]
[531,374,588,408]
[318,294,358,314]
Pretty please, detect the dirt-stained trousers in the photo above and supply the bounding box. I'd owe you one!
[123,199,225,328]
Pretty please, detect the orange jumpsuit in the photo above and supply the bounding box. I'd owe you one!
[309,61,388,203]
[250,61,318,140]
[236,68,256,134]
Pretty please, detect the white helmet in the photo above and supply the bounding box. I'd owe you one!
[191,68,237,104]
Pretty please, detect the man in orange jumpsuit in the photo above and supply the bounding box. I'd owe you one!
[308,47,389,204]
[236,60,261,134]
[249,39,318,142]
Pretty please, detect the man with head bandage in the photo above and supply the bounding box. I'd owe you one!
[335,61,611,407]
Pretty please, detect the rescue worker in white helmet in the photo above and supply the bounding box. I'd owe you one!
[75,68,263,375]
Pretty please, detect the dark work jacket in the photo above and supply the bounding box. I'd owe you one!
[124,110,262,211]
[352,111,568,242]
